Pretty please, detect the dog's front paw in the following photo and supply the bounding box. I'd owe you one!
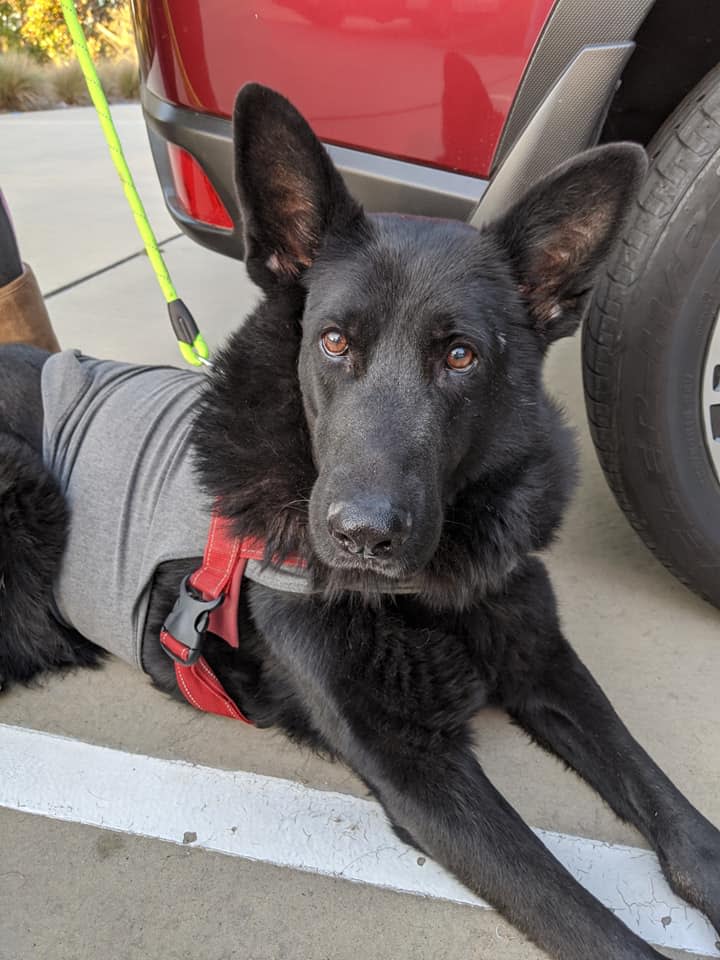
[661,820,720,940]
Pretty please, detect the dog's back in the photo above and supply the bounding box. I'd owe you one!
[0,345,103,685]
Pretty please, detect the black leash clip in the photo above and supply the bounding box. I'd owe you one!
[168,298,212,368]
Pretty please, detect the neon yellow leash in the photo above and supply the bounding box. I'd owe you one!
[60,0,211,367]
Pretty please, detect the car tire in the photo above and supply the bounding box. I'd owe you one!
[582,63,720,608]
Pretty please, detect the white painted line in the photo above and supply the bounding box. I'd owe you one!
[0,723,717,957]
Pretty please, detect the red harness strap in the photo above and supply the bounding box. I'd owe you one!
[159,514,304,722]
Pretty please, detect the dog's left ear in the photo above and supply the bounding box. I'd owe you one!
[234,83,363,289]
[493,144,647,345]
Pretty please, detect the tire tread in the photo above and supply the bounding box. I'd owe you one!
[583,63,720,605]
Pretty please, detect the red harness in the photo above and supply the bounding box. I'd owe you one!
[159,514,305,722]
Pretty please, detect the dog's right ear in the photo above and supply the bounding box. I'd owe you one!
[234,83,363,289]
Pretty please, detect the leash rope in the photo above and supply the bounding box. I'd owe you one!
[59,0,211,368]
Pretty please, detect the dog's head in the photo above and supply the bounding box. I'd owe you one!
[223,84,645,595]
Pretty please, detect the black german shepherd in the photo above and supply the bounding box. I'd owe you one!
[1,85,718,959]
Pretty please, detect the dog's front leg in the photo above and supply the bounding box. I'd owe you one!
[250,584,664,959]
[494,561,720,938]
[344,735,664,960]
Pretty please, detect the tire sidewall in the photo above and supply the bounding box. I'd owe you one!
[616,157,720,585]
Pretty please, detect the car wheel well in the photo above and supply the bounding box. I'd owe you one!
[601,0,720,146]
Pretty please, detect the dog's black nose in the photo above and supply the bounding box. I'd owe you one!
[327,499,411,559]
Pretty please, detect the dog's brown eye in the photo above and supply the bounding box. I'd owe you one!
[446,345,476,371]
[321,329,349,357]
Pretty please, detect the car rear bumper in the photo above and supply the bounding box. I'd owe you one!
[141,88,488,260]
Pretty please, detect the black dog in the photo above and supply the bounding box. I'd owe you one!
[1,85,718,959]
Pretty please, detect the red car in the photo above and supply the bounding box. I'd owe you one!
[131,0,720,607]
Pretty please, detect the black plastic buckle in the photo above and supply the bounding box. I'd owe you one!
[161,576,223,666]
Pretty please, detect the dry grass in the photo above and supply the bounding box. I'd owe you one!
[97,58,140,101]
[0,52,54,111]
[0,53,139,112]
[52,60,91,105]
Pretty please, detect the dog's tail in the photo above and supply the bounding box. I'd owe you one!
[0,433,102,688]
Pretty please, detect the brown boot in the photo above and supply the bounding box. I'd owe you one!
[0,263,60,352]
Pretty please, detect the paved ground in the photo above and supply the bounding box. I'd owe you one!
[1,105,719,960]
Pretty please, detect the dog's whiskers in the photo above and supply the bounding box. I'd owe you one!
[443,518,473,532]
[281,498,310,514]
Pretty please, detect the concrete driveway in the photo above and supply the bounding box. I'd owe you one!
[1,105,719,960]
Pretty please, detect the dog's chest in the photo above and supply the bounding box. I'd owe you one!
[252,588,491,739]
[339,614,490,734]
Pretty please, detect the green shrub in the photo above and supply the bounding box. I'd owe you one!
[0,51,55,111]
[52,60,90,105]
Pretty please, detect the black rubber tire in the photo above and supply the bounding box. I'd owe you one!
[582,63,720,608]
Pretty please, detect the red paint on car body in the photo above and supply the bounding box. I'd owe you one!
[134,0,556,178]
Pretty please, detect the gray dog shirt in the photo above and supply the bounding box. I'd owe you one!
[41,351,213,669]
[41,351,311,671]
